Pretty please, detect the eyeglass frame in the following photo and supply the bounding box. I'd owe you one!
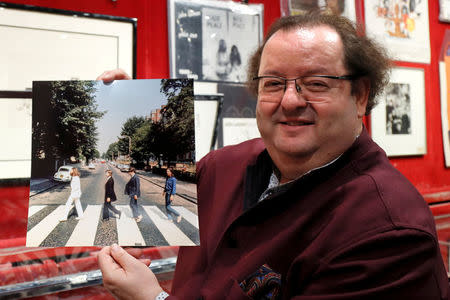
[252,74,359,103]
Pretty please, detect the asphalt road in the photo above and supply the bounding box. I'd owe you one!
[27,163,199,247]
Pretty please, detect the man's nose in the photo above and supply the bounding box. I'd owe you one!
[280,81,308,109]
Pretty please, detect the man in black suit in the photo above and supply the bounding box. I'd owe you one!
[103,169,121,221]
[125,167,142,222]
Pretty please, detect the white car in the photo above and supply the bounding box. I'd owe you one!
[53,166,73,182]
[88,163,95,169]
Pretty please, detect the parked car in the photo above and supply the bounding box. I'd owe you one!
[88,163,95,169]
[53,165,73,182]
[120,164,130,172]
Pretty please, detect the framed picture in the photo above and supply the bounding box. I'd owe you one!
[0,91,32,182]
[364,0,430,63]
[216,82,260,148]
[439,0,450,23]
[0,2,136,90]
[280,0,357,22]
[194,93,223,162]
[371,67,426,157]
[439,30,450,167]
[168,0,263,83]
[0,2,136,181]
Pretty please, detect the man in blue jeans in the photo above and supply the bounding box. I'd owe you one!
[124,167,142,222]
[163,168,181,223]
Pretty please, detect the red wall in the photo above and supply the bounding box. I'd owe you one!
[3,0,450,202]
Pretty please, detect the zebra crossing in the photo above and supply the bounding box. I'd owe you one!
[26,204,199,247]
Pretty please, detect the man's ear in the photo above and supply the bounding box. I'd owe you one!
[353,77,370,118]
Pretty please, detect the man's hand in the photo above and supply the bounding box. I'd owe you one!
[134,195,138,200]
[98,244,164,300]
[170,195,174,202]
[107,197,111,203]
[96,69,131,82]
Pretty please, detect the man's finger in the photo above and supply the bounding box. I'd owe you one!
[110,244,144,271]
[98,246,122,276]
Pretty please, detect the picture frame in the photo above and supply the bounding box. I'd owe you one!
[364,0,431,63]
[439,0,450,23]
[0,91,32,182]
[167,0,263,83]
[280,0,357,22]
[0,2,136,182]
[0,2,136,91]
[194,93,223,162]
[439,30,450,167]
[371,67,427,157]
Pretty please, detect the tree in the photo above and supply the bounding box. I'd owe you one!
[158,79,195,162]
[32,81,105,162]
[118,116,146,158]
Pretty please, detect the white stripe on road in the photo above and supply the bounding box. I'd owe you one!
[116,205,146,246]
[28,205,47,218]
[26,205,66,247]
[174,206,199,229]
[143,206,195,246]
[66,205,102,246]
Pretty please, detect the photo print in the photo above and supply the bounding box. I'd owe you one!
[27,79,199,247]
[365,0,430,63]
[169,0,263,83]
[371,67,426,157]
[385,83,411,135]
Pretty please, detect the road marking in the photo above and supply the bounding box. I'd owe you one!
[66,205,102,246]
[174,206,199,229]
[116,205,146,246]
[28,205,47,218]
[143,206,195,246]
[26,205,66,247]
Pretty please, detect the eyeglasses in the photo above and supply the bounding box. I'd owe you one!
[253,74,357,103]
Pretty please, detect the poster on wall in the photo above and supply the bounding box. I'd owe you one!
[371,67,426,157]
[168,0,263,83]
[439,0,450,22]
[364,0,430,63]
[280,0,357,22]
[439,30,450,167]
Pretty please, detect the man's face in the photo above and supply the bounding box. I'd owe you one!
[256,26,367,167]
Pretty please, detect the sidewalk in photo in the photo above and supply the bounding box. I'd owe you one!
[30,178,59,197]
[136,171,197,203]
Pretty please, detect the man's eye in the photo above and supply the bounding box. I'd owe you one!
[303,80,329,90]
[264,80,283,88]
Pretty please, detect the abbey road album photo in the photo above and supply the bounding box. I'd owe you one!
[27,79,199,247]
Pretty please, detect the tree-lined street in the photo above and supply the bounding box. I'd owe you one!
[27,162,198,247]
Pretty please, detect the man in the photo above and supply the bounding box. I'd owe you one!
[98,13,448,300]
[124,167,142,222]
[163,168,182,223]
[103,169,121,221]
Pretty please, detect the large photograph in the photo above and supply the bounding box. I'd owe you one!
[27,79,199,247]
[364,0,430,63]
[371,67,426,156]
[439,33,450,167]
[168,0,263,83]
[280,0,357,22]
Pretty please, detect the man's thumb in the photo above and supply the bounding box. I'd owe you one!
[110,244,141,270]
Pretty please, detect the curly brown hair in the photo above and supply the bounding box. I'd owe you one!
[247,12,391,115]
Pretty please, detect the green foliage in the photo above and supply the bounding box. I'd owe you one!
[32,81,105,162]
[104,79,195,166]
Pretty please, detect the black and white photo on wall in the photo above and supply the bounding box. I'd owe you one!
[371,67,426,157]
[168,0,263,83]
[385,83,411,135]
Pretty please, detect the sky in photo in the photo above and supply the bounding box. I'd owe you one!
[94,79,168,154]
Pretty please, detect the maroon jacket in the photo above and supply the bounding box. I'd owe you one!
[170,128,448,299]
